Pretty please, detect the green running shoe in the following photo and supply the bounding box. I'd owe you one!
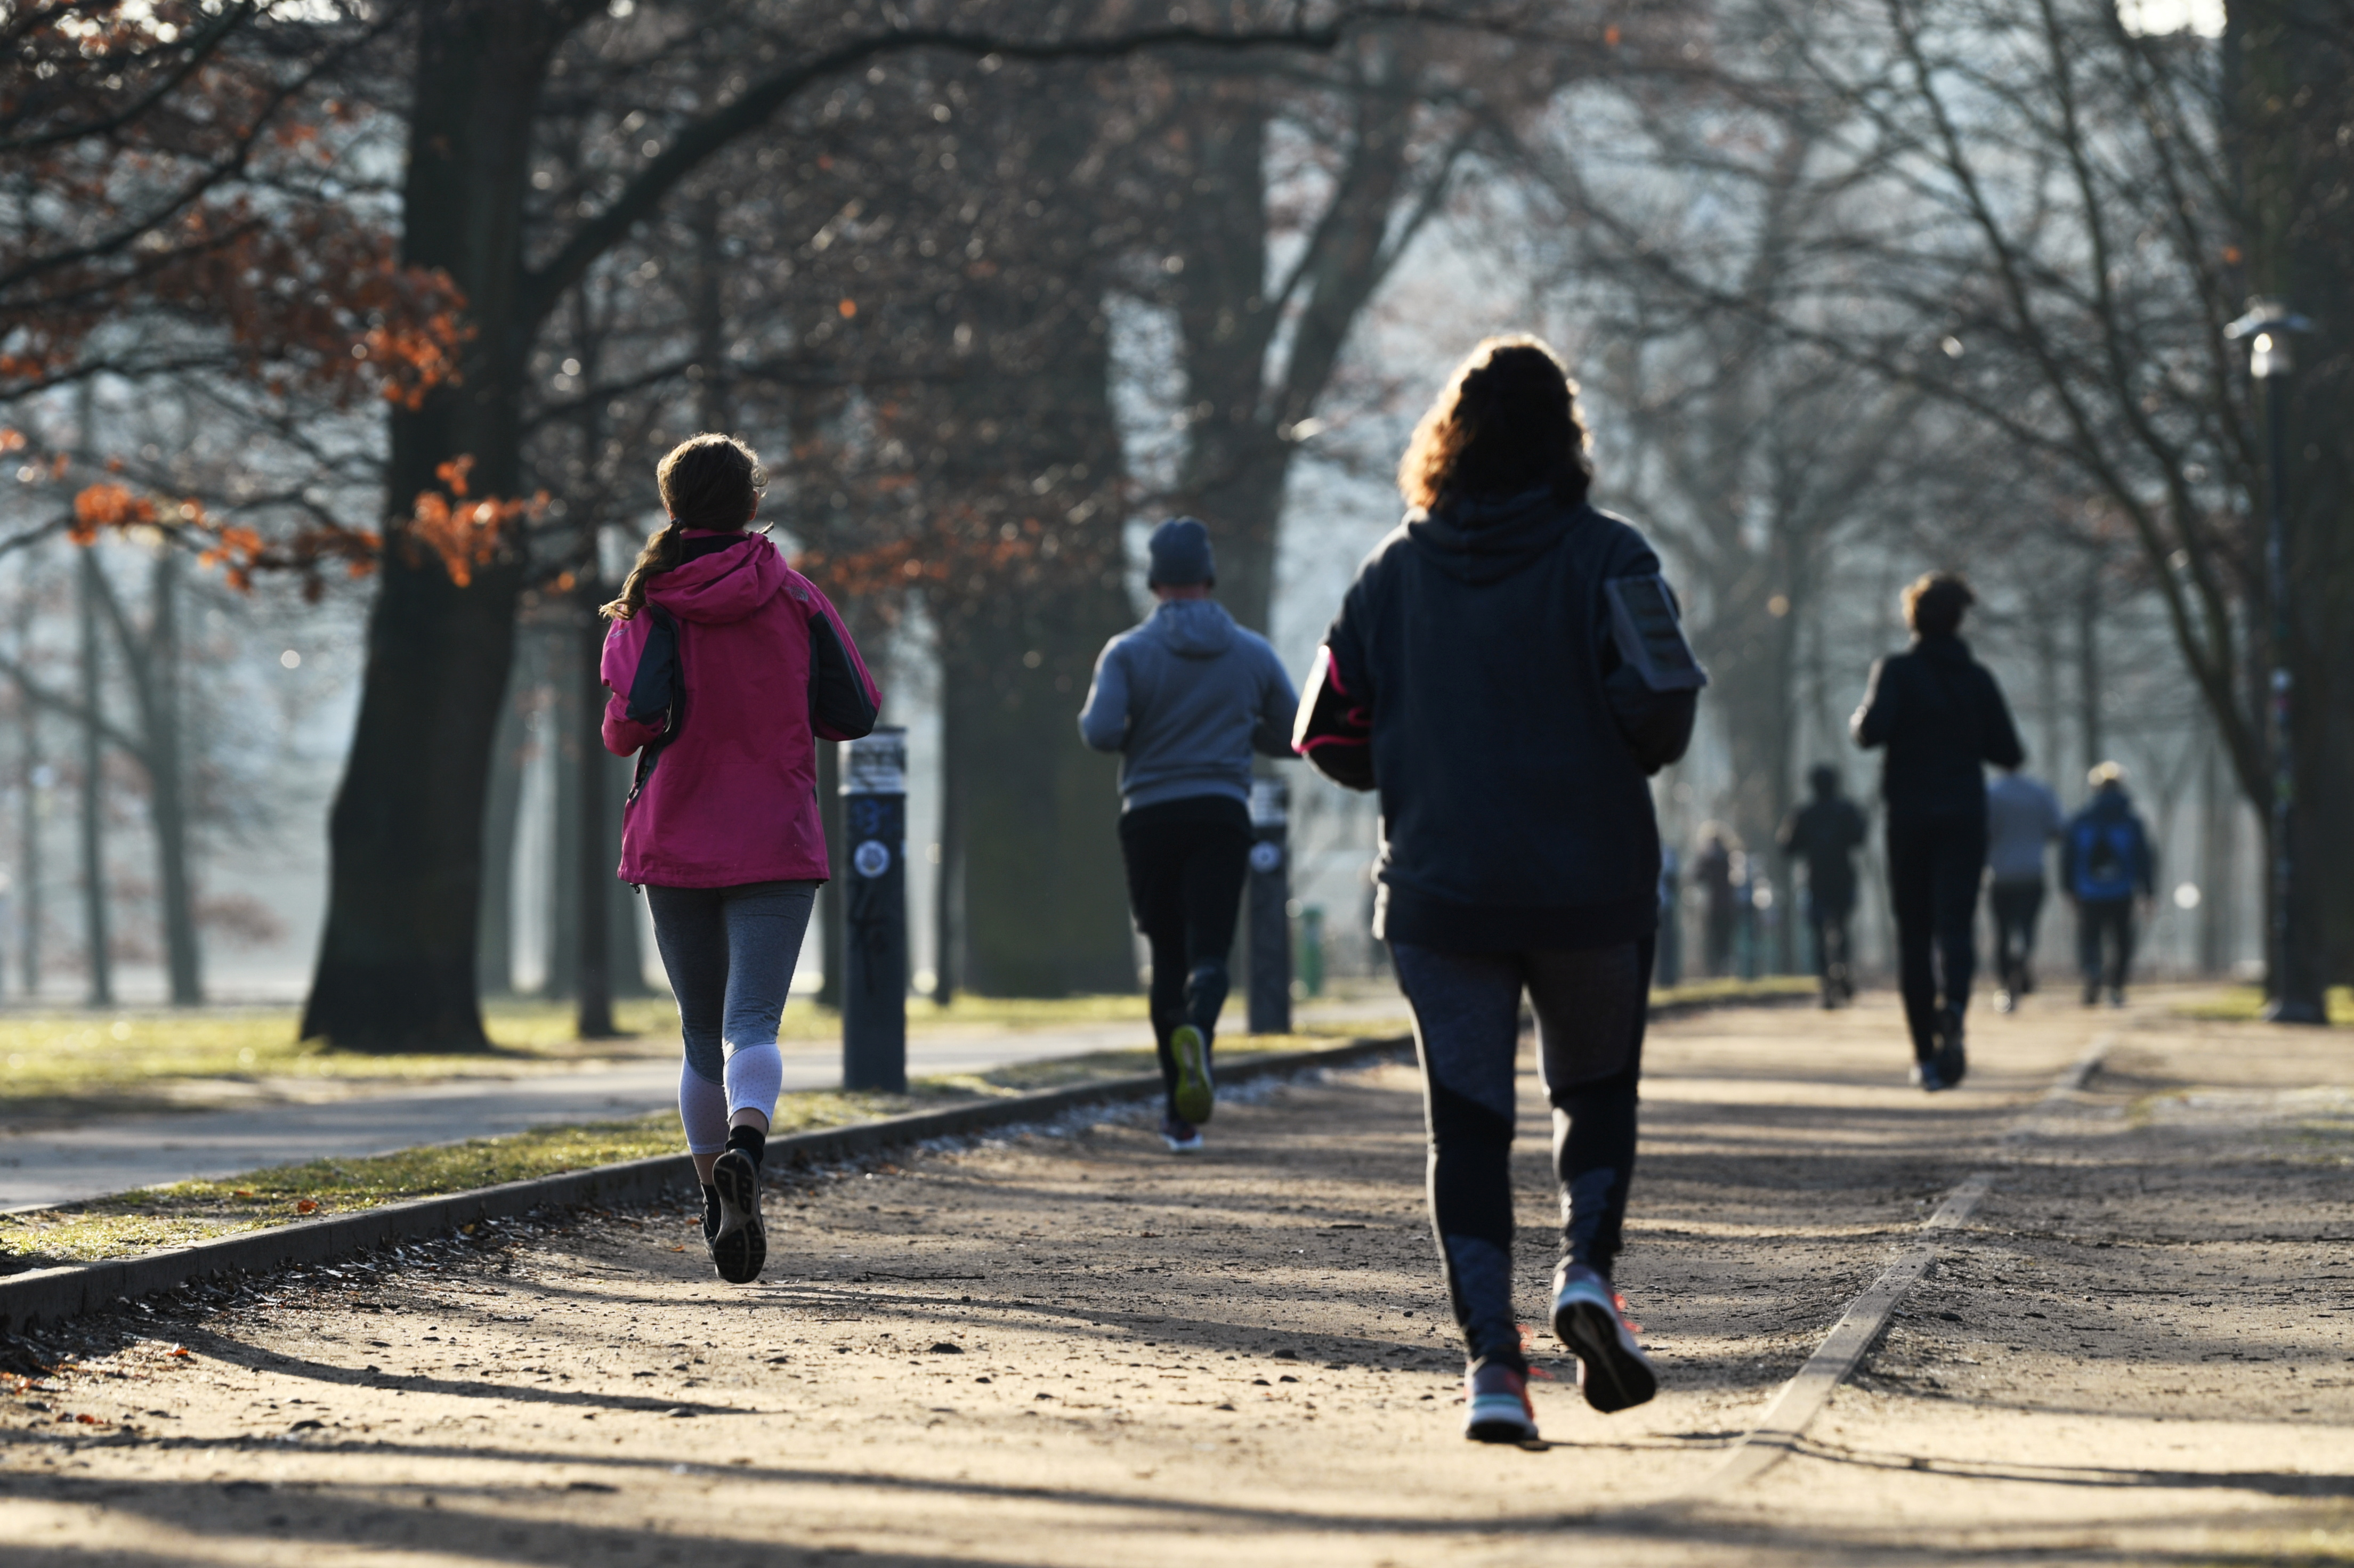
[1170,1024,1215,1125]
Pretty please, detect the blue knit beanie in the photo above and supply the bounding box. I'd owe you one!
[1147,516,1215,587]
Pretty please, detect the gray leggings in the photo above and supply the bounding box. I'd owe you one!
[644,881,819,1084]
[1391,939,1652,1373]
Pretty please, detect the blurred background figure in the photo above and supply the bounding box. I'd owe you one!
[1852,572,2025,1092]
[1985,765,2065,1012]
[1778,766,1866,1009]
[1694,827,1740,978]
[2066,762,2157,1008]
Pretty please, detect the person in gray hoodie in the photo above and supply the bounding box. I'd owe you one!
[1078,516,1298,1152]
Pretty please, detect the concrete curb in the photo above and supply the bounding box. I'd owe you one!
[0,985,1809,1334]
[0,1033,1411,1334]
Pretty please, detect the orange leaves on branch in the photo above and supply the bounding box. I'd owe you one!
[406,457,544,588]
[71,484,157,543]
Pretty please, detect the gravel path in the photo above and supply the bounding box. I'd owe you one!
[1,994,2345,1565]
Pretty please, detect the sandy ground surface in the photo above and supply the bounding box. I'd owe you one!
[1,992,2347,1565]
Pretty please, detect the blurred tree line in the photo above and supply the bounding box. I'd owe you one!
[2,0,2344,1036]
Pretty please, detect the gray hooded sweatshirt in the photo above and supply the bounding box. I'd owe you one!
[1078,598,1299,811]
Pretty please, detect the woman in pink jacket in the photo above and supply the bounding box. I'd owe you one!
[601,434,881,1284]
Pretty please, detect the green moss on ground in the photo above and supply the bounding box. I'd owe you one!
[2173,985,2352,1025]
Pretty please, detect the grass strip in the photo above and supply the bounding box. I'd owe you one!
[0,975,1810,1269]
[2173,985,2353,1026]
[0,1042,1340,1271]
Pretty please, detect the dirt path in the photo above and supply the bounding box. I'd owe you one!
[2,994,2347,1565]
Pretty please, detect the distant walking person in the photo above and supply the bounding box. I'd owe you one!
[1985,766,2065,1011]
[1295,335,1702,1444]
[1852,572,2024,1091]
[2065,762,2155,1007]
[1079,517,1298,1154]
[1778,766,1867,1008]
[601,435,882,1284]
[1694,828,1740,977]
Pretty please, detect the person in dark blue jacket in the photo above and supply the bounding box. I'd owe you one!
[1295,335,1701,1445]
[2065,762,2156,1006]
[1852,572,2025,1091]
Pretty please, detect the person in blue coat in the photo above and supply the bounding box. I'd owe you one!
[2064,762,2156,1006]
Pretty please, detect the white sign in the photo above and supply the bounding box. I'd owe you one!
[853,840,892,878]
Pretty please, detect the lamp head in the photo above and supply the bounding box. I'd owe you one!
[2226,297,2315,380]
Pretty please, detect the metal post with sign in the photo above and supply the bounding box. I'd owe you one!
[840,727,908,1091]
[1247,778,1291,1035]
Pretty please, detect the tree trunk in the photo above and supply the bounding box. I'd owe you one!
[477,651,527,995]
[574,593,616,1038]
[301,1,572,1050]
[76,548,110,1008]
[2075,563,2101,781]
[604,747,649,996]
[144,548,200,1004]
[546,623,581,998]
[2230,1,2354,989]
[17,681,38,999]
[940,592,1134,995]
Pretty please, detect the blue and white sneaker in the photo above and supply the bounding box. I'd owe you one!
[1169,1025,1215,1125]
[1550,1263,1657,1413]
[1463,1360,1538,1443]
[1160,1115,1203,1153]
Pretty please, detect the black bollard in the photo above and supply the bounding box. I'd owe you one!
[840,726,908,1092]
[1247,778,1291,1035]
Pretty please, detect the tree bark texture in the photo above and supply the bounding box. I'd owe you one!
[301,1,576,1050]
[76,549,110,1008]
[1166,79,1428,637]
[17,689,38,998]
[573,592,616,1037]
[476,647,527,995]
[2233,0,2354,986]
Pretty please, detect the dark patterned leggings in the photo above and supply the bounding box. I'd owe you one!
[1390,938,1654,1374]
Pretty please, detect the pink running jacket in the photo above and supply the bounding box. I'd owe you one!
[600,529,880,887]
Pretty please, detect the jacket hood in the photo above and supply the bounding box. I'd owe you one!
[647,532,791,625]
[1911,631,1975,663]
[2088,786,2133,818]
[1148,597,1237,658]
[1406,485,1579,584]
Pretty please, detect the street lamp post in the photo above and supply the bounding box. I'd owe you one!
[2225,297,2326,1025]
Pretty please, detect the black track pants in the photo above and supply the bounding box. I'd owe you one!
[1119,796,1251,1120]
[1390,938,1654,1374]
[1887,811,1987,1060]
[2077,898,2135,992]
[1988,878,2046,995]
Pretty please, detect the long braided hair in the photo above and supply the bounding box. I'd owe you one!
[600,433,769,620]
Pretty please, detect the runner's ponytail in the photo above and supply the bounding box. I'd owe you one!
[601,521,686,621]
[600,433,767,621]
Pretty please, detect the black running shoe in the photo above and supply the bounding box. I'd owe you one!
[708,1148,766,1285]
[1551,1263,1657,1413]
[1935,1008,1967,1088]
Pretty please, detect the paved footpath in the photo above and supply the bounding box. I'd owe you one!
[0,1000,1407,1210]
[1,994,2348,1565]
